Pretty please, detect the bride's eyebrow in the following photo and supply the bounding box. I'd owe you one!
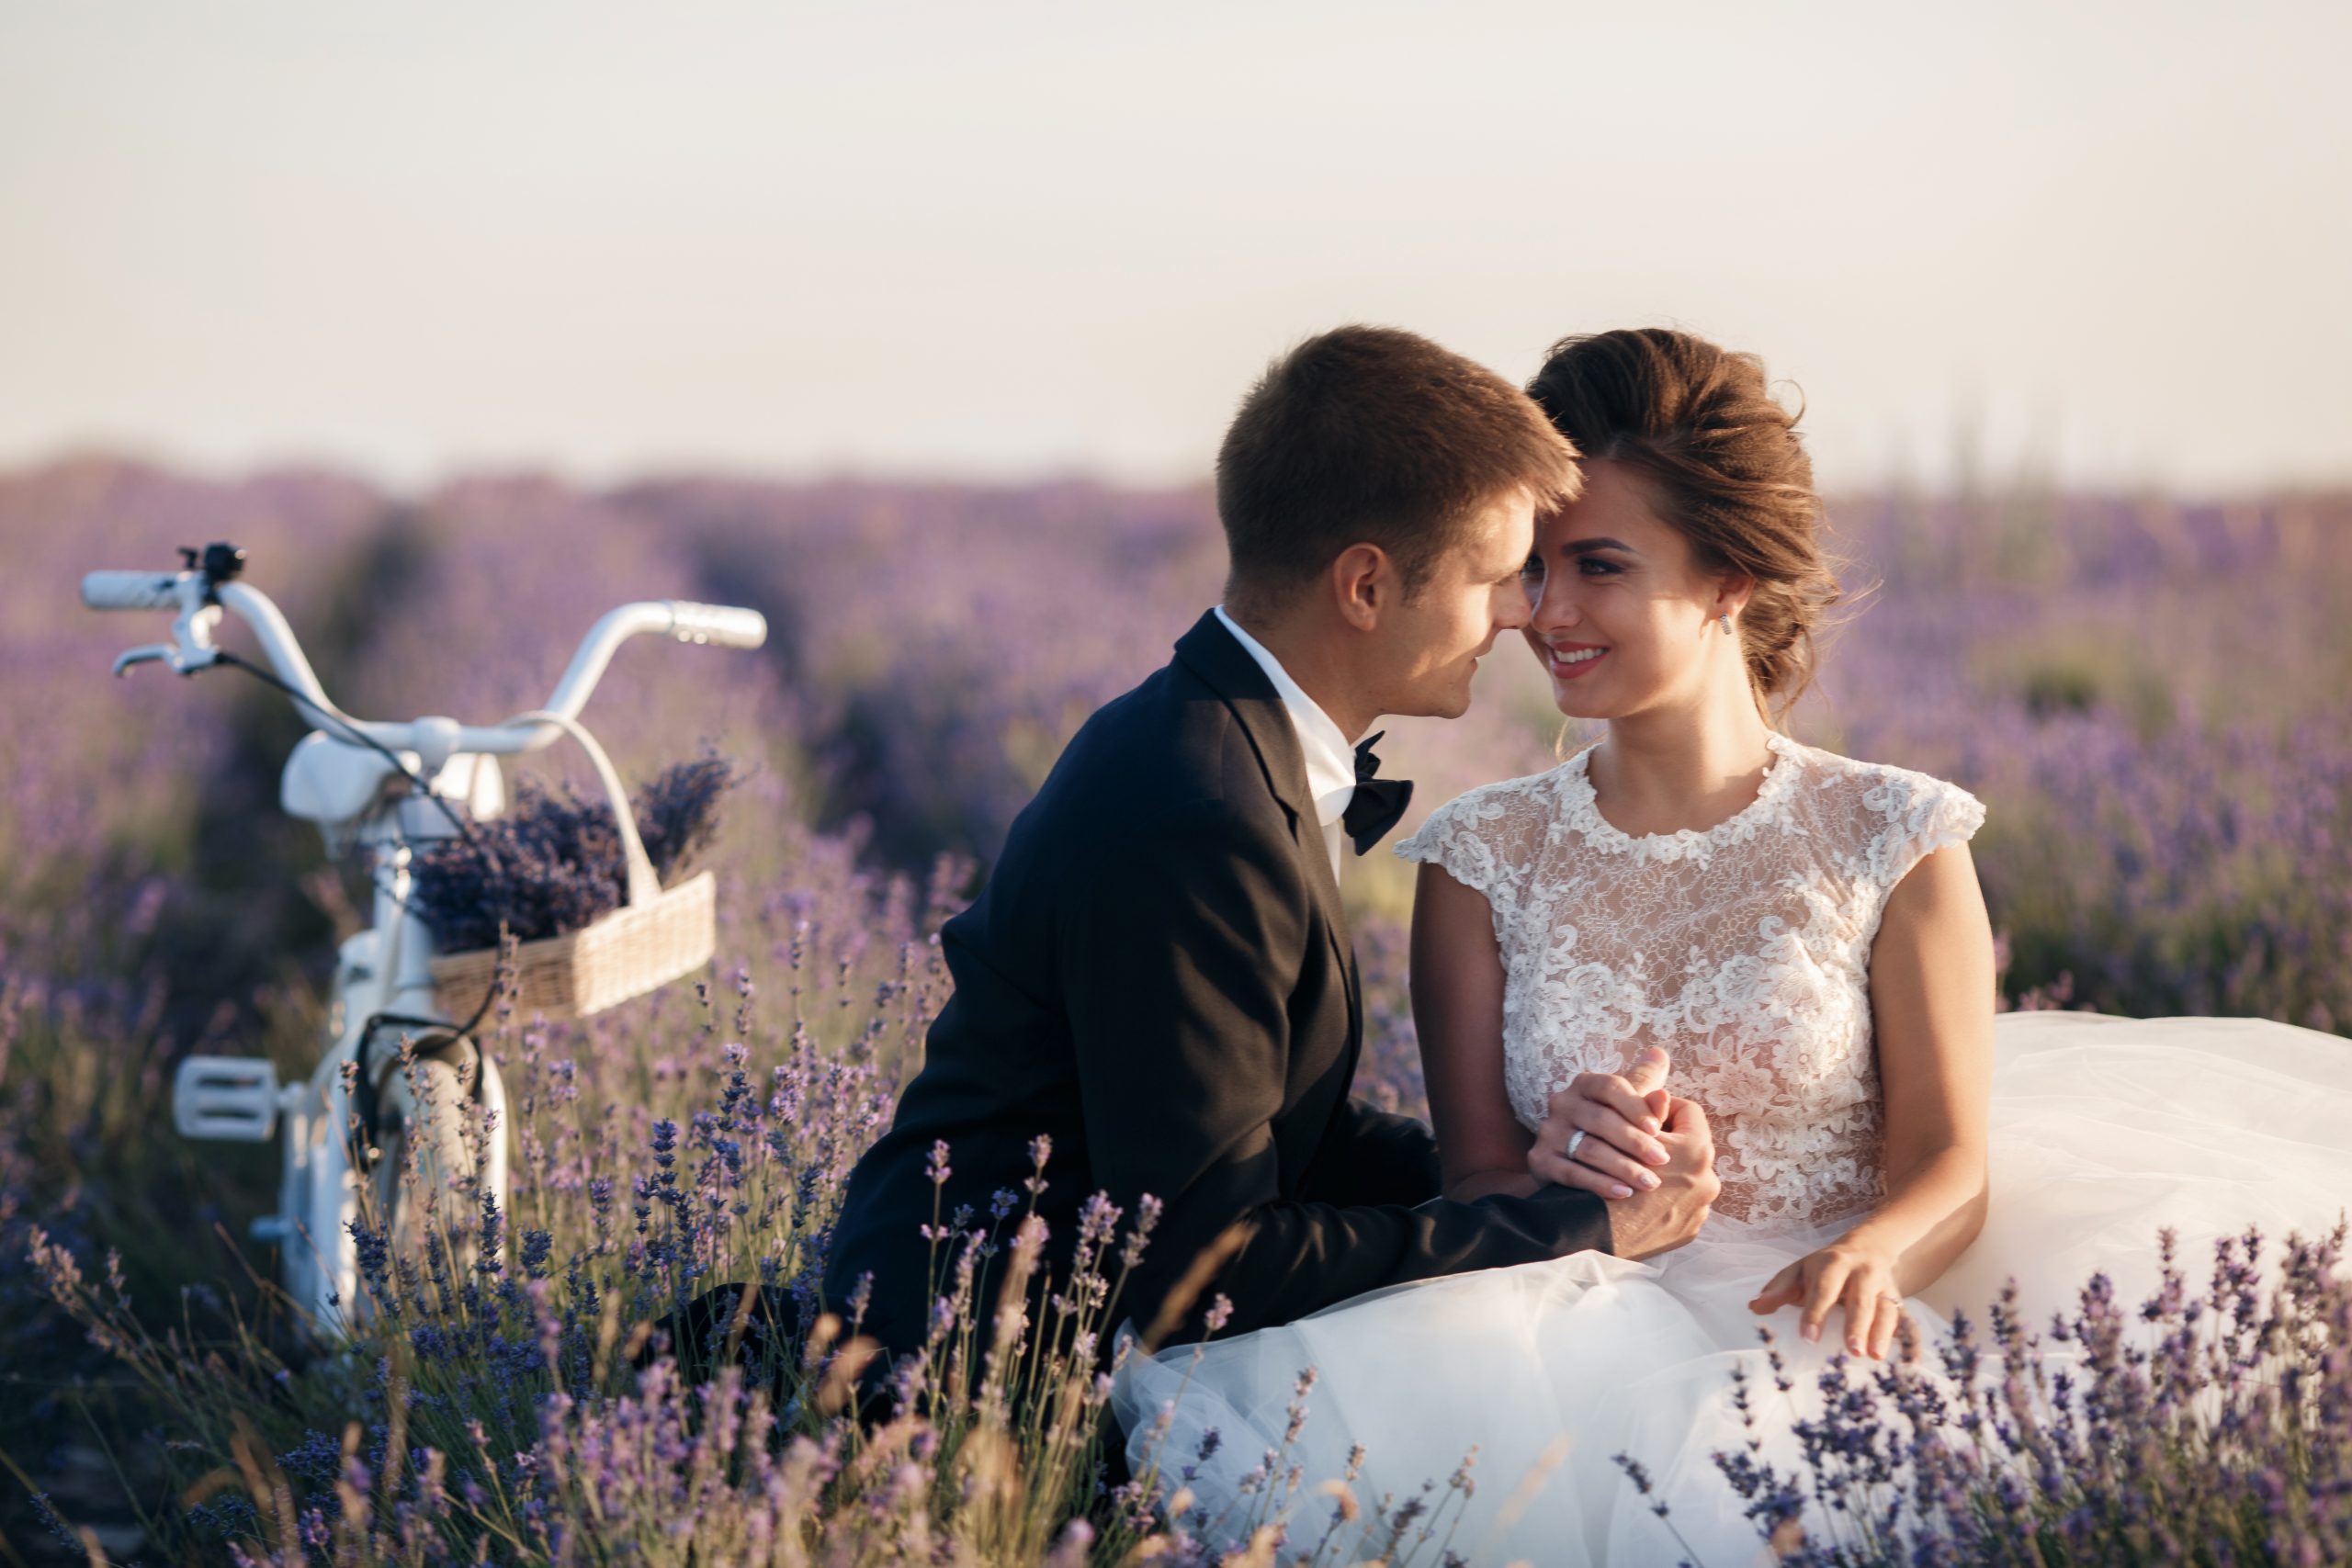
[1562,537,1637,556]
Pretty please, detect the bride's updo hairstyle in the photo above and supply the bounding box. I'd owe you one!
[1525,328,1843,724]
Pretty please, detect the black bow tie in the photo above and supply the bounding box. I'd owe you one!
[1342,731,1415,855]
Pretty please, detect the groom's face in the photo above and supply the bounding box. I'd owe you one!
[1372,488,1538,720]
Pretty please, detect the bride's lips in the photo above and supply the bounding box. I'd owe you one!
[1544,641,1610,680]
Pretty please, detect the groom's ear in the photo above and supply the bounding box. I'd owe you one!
[1330,542,1394,631]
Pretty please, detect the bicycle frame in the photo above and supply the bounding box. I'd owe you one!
[86,545,765,1342]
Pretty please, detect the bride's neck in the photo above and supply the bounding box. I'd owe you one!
[1590,694,1779,834]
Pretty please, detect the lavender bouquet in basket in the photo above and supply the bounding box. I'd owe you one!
[410,755,737,954]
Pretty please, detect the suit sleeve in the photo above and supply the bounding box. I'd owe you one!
[1062,800,1612,1346]
[1298,1098,1442,1209]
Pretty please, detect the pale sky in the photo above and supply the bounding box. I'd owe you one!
[3,1,2346,494]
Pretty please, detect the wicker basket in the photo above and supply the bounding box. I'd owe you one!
[428,708,717,1023]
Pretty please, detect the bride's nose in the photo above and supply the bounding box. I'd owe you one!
[1530,573,1578,628]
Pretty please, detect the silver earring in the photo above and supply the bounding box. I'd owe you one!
[1718,613,1734,637]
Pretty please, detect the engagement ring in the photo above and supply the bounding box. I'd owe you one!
[1565,1129,1588,1159]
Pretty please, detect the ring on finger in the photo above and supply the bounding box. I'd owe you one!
[1565,1129,1588,1160]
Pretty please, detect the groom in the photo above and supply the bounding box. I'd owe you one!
[820,325,1714,1385]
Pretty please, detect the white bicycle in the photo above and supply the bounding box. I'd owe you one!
[83,541,766,1342]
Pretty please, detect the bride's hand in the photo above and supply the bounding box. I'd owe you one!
[1528,1044,1675,1199]
[1747,1237,1907,1359]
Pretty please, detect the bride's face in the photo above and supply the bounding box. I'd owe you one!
[1521,458,1744,719]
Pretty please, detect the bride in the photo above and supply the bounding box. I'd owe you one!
[1110,327,2352,1565]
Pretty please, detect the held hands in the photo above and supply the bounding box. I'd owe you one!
[1747,1235,1908,1359]
[1530,1045,1677,1198]
[1531,1046,1721,1261]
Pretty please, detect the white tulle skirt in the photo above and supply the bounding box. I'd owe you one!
[1111,1012,2352,1566]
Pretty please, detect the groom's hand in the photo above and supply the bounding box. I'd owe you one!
[1529,1044,1677,1198]
[1596,1096,1720,1262]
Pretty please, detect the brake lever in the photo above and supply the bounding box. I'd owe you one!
[111,638,221,678]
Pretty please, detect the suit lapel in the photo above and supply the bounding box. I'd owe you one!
[1171,613,1363,1022]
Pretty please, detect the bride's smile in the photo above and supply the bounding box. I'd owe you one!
[1539,638,1609,678]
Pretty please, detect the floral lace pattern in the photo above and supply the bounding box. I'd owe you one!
[1396,734,1985,1230]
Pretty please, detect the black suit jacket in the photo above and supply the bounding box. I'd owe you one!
[822,610,1613,1366]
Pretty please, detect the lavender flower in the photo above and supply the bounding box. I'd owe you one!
[409,757,740,952]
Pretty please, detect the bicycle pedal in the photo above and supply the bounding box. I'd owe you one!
[172,1055,282,1142]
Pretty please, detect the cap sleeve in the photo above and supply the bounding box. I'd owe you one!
[1393,776,1551,910]
[1859,768,1987,893]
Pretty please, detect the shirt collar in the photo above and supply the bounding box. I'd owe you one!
[1214,604,1359,829]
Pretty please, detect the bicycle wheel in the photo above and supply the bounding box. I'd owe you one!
[366,1046,483,1287]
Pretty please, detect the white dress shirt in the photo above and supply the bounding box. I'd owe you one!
[1214,604,1358,881]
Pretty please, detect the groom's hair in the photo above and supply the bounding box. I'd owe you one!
[1216,324,1579,604]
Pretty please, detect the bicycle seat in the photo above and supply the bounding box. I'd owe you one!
[280,731,503,833]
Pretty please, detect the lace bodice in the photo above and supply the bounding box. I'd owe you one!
[1395,733,1985,1230]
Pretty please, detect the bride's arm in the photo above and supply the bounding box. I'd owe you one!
[1750,839,1997,1354]
[1855,838,1997,1292]
[1409,861,1542,1202]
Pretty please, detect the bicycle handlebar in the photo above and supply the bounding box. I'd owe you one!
[82,570,184,611]
[83,560,768,762]
[666,601,766,649]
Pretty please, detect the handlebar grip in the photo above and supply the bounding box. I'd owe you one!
[83,570,186,611]
[664,601,767,650]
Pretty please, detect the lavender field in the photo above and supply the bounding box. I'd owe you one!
[6,456,2351,1563]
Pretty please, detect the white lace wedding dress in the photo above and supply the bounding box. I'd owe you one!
[1112,733,2352,1565]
